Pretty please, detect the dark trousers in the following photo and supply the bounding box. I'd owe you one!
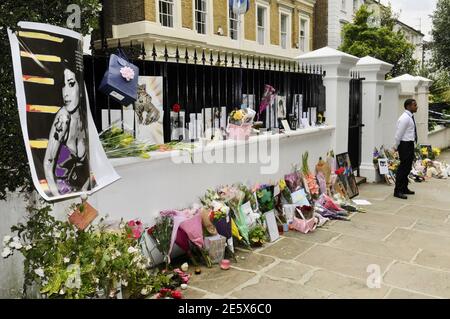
[395,141,415,193]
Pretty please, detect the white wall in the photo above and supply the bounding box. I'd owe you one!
[0,128,334,297]
[428,127,450,150]
[382,82,400,148]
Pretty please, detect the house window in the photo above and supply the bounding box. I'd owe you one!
[257,6,267,45]
[280,13,289,49]
[300,18,308,51]
[229,7,239,40]
[195,0,207,34]
[159,0,174,27]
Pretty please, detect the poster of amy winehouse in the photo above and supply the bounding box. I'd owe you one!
[8,22,119,201]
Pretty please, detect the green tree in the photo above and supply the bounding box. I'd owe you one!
[0,1,101,200]
[419,65,450,103]
[431,0,450,70]
[339,4,418,77]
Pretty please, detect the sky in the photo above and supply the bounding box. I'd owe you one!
[380,0,437,41]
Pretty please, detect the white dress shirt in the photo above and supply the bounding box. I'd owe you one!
[394,110,416,148]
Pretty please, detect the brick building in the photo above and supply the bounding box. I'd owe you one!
[98,0,316,60]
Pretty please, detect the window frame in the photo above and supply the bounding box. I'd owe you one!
[279,10,291,49]
[299,15,310,52]
[229,4,239,40]
[256,4,268,46]
[194,0,207,35]
[158,0,175,28]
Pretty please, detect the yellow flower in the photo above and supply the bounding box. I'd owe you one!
[421,147,428,156]
[139,152,150,159]
[233,110,244,121]
[432,147,441,157]
[279,179,287,191]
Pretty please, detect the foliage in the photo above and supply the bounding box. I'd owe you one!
[0,1,101,200]
[431,0,450,70]
[255,186,274,213]
[147,216,173,269]
[248,225,267,247]
[339,4,418,77]
[2,203,169,299]
[419,65,450,103]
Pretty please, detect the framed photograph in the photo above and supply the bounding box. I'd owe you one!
[292,94,303,125]
[132,76,164,144]
[265,98,278,128]
[170,111,186,141]
[336,152,359,198]
[202,106,227,139]
[276,95,287,119]
[378,158,389,175]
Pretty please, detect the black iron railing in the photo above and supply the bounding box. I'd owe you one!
[84,40,326,142]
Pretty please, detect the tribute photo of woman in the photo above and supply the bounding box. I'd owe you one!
[8,22,120,201]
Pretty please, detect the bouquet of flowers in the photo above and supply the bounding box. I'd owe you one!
[284,168,302,193]
[301,152,320,198]
[248,224,268,247]
[148,215,173,269]
[290,205,317,234]
[258,84,276,119]
[227,108,256,140]
[316,157,331,195]
[255,185,275,214]
[100,125,152,159]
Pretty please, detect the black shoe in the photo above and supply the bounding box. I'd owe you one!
[404,189,415,195]
[394,192,408,199]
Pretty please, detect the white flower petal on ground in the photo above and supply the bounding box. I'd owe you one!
[1,247,12,258]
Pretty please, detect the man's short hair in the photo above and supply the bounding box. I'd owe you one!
[404,99,416,109]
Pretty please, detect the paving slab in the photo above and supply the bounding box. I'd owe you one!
[383,262,450,298]
[264,261,314,282]
[396,205,450,222]
[384,228,450,254]
[233,249,276,272]
[189,267,257,295]
[413,250,450,272]
[304,269,390,299]
[385,288,437,299]
[325,218,396,241]
[350,211,416,228]
[328,234,418,262]
[230,276,332,299]
[282,229,341,244]
[295,245,394,280]
[412,219,450,237]
[258,237,314,260]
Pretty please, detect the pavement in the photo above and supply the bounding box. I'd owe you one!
[183,151,450,299]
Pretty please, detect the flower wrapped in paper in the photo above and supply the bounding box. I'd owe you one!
[209,201,232,239]
[284,169,302,193]
[290,206,317,234]
[227,108,256,140]
[301,152,320,198]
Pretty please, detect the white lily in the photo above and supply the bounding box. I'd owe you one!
[64,257,70,263]
[141,287,148,295]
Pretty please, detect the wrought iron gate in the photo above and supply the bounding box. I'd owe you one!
[348,73,363,175]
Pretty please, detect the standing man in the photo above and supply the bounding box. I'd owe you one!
[393,99,418,199]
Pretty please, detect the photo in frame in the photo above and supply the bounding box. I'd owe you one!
[335,152,359,198]
[241,94,255,110]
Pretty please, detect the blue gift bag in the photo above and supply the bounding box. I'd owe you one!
[99,49,139,105]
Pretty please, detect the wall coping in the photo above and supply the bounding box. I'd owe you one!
[110,125,336,168]
[428,125,449,136]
